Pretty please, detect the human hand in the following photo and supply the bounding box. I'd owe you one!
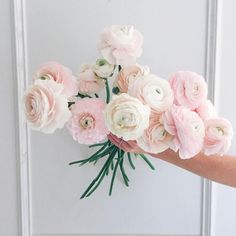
[108,133,145,154]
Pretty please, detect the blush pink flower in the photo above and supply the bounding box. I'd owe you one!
[98,25,143,66]
[137,114,173,154]
[195,100,217,120]
[23,79,71,133]
[204,118,233,156]
[161,105,205,159]
[36,61,78,97]
[67,98,109,144]
[169,71,207,110]
[77,65,105,94]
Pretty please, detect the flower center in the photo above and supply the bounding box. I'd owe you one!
[192,83,199,95]
[214,126,224,136]
[79,113,95,129]
[40,73,54,80]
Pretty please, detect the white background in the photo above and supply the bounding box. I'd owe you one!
[0,0,236,236]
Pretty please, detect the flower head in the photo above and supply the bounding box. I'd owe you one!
[67,98,109,144]
[169,71,207,110]
[98,25,143,66]
[105,93,150,141]
[23,79,71,133]
[204,118,233,156]
[128,74,174,114]
[93,59,115,78]
[162,105,205,159]
[114,64,149,93]
[77,64,105,94]
[137,114,173,154]
[36,61,78,97]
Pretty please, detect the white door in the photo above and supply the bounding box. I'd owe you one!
[1,0,236,236]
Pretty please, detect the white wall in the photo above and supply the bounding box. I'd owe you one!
[1,0,236,236]
[211,1,236,235]
[26,0,206,235]
[0,0,19,236]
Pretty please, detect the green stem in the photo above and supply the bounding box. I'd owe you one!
[69,141,110,165]
[89,141,108,148]
[104,78,110,103]
[80,146,117,198]
[127,152,135,170]
[119,150,129,186]
[85,148,118,197]
[139,154,155,170]
[109,152,120,196]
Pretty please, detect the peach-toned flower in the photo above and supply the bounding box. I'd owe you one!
[137,114,173,154]
[98,25,143,66]
[169,71,207,110]
[23,79,71,133]
[105,93,150,141]
[195,100,217,120]
[36,61,78,97]
[204,118,233,156]
[162,105,205,159]
[67,98,109,144]
[128,74,174,113]
[77,65,105,94]
[114,64,149,93]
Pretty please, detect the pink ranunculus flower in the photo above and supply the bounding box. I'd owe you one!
[128,74,174,114]
[137,114,173,154]
[98,25,143,66]
[195,99,217,120]
[36,61,78,97]
[77,64,105,94]
[23,79,71,133]
[204,118,233,156]
[169,71,208,110]
[161,105,205,159]
[67,98,109,145]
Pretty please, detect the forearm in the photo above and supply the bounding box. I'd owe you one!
[151,149,236,188]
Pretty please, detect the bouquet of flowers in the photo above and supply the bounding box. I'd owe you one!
[23,25,233,198]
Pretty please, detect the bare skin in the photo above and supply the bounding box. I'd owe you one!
[108,134,236,188]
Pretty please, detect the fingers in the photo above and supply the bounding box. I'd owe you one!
[107,133,145,153]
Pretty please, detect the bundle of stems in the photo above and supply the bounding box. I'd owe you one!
[69,140,155,198]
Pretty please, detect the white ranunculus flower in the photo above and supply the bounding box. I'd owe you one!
[23,79,71,133]
[105,93,150,140]
[93,59,115,78]
[128,74,174,113]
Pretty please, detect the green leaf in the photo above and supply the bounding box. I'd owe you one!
[76,92,92,99]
